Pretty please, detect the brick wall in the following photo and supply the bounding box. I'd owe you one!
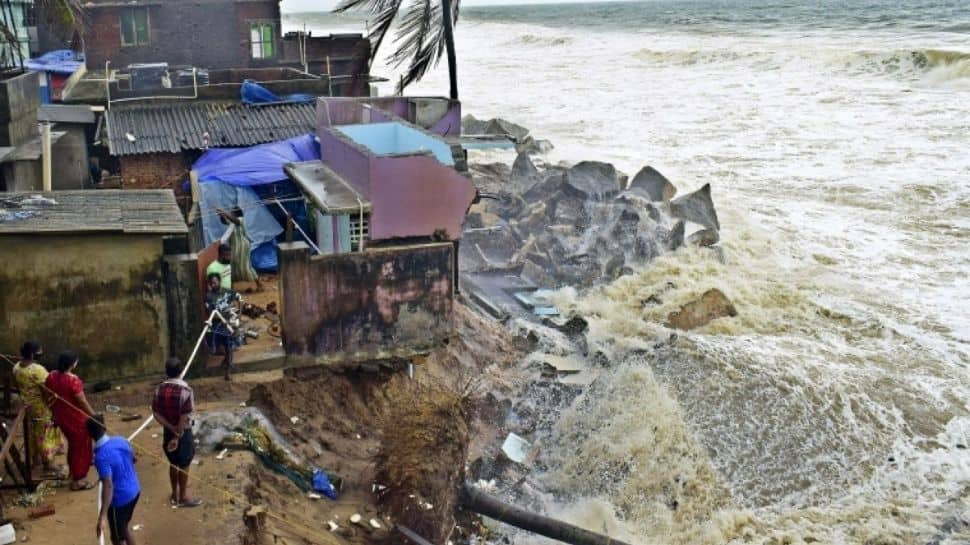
[82,0,282,70]
[120,153,192,211]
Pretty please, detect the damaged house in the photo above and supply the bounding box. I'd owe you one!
[279,96,475,363]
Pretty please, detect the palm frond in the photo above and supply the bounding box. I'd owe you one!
[389,0,459,92]
[335,0,404,65]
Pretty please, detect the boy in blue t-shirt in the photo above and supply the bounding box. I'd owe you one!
[88,417,141,545]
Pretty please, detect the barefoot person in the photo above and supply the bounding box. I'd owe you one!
[12,341,65,477]
[89,417,140,545]
[45,350,97,490]
[151,358,201,507]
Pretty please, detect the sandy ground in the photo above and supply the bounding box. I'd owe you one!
[3,304,522,545]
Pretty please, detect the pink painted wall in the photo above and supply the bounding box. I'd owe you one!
[317,128,372,196]
[369,155,476,240]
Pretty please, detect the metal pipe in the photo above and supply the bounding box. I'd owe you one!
[355,195,365,252]
[40,123,52,192]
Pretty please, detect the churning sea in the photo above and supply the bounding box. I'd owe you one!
[286,1,970,543]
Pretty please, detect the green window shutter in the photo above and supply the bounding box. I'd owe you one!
[134,9,149,44]
[262,25,273,58]
[120,11,134,45]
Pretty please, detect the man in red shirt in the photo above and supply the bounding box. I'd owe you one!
[151,358,201,507]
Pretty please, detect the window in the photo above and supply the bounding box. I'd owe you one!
[120,7,149,46]
[250,23,274,59]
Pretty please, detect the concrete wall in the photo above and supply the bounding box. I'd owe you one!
[52,125,90,190]
[278,241,454,361]
[0,160,41,192]
[0,234,172,381]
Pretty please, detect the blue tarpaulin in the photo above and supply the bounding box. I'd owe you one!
[193,134,319,271]
[241,80,315,105]
[26,50,84,75]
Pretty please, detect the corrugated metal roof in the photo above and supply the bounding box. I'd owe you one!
[0,190,187,235]
[105,101,317,156]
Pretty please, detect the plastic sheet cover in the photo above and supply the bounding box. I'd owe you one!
[194,134,320,270]
[241,80,315,105]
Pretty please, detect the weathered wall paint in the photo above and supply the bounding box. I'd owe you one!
[369,154,476,240]
[317,121,476,241]
[278,241,454,360]
[0,234,171,381]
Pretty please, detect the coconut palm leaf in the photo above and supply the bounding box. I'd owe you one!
[335,0,460,95]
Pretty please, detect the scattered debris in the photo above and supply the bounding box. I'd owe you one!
[369,518,382,529]
[500,433,536,465]
[328,521,339,532]
[289,416,300,424]
[121,413,143,422]
[216,448,228,460]
[350,514,362,525]
[27,504,55,519]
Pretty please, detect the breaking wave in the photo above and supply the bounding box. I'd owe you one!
[633,46,970,86]
[506,33,573,47]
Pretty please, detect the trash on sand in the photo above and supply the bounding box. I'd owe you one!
[105,405,121,413]
[121,414,142,422]
[423,502,434,511]
[308,493,321,500]
[132,525,143,531]
[350,514,362,524]
[28,503,55,519]
[355,433,361,439]
[289,416,300,424]
[216,448,228,460]
[369,519,382,529]
[501,433,536,465]
[239,402,247,407]
[0,523,16,545]
[327,521,339,532]
[371,483,388,493]
[151,434,158,439]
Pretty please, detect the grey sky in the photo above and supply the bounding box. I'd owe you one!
[281,0,583,11]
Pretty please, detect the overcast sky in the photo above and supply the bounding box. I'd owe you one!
[281,0,606,11]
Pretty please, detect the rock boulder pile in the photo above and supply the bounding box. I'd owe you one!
[462,150,721,289]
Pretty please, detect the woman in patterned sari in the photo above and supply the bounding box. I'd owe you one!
[13,341,65,477]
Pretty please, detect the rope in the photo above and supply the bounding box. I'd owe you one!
[0,327,343,545]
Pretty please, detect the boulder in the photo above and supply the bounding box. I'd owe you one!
[484,118,530,140]
[489,190,527,220]
[670,183,720,231]
[462,114,489,135]
[665,288,737,330]
[563,161,623,200]
[510,152,540,190]
[522,170,566,203]
[469,162,511,194]
[668,220,685,250]
[688,228,719,247]
[628,166,677,202]
[516,135,554,155]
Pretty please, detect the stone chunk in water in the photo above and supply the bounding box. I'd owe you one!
[628,166,678,202]
[670,183,720,231]
[665,288,737,330]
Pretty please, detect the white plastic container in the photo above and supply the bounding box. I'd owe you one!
[0,523,16,545]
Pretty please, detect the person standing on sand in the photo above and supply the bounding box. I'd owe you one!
[89,417,141,545]
[151,358,202,507]
[12,341,66,477]
[45,350,97,490]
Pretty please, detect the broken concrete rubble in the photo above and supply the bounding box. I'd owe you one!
[665,288,738,330]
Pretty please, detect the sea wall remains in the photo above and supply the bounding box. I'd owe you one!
[277,241,455,362]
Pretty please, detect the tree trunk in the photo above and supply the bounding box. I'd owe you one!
[460,485,633,545]
[440,0,458,100]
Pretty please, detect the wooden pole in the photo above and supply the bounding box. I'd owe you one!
[460,486,632,545]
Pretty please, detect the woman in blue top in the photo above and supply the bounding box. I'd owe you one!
[88,418,141,545]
